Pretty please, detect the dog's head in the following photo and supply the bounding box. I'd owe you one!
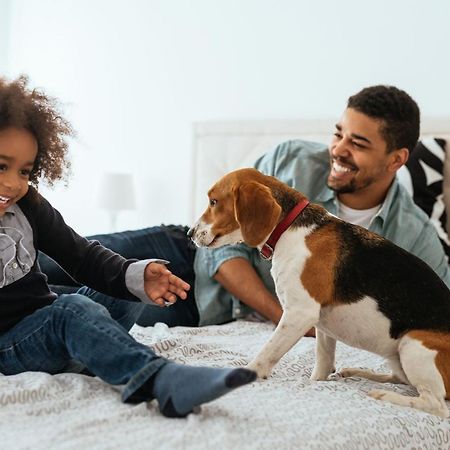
[188,168,282,249]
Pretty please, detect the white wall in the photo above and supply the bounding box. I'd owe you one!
[2,0,450,234]
[0,0,11,74]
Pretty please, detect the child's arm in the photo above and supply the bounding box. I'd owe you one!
[143,262,190,307]
[125,259,190,306]
[22,189,178,302]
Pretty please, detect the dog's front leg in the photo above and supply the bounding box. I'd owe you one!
[247,302,320,379]
[310,329,336,381]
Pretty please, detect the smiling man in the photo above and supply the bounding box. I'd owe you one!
[192,85,450,329]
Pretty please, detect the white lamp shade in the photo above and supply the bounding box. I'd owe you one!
[97,173,137,211]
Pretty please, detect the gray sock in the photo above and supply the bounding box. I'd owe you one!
[152,362,256,418]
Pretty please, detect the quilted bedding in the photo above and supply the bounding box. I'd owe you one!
[1,321,449,450]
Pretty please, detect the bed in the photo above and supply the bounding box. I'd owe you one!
[3,118,450,449]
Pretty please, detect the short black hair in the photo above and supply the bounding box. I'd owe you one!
[0,75,73,186]
[347,85,420,153]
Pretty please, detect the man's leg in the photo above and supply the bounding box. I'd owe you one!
[135,291,199,327]
[87,225,199,327]
[116,226,198,327]
[0,293,255,417]
[41,225,199,327]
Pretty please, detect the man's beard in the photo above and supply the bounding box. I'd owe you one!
[327,179,356,194]
[327,176,375,194]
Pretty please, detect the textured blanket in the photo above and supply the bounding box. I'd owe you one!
[1,321,450,449]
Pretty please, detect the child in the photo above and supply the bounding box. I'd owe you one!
[0,76,256,418]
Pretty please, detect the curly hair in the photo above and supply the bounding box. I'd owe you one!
[0,75,73,186]
[347,85,420,153]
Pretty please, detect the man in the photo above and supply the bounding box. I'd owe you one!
[190,86,450,331]
[43,85,450,330]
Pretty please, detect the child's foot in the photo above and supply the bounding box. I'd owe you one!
[152,363,256,418]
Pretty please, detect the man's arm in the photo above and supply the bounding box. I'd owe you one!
[408,220,450,288]
[214,258,282,323]
[214,257,316,336]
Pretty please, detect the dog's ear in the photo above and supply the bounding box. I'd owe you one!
[234,181,281,247]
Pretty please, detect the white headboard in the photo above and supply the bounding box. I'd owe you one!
[191,118,450,222]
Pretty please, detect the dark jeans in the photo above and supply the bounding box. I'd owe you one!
[38,225,199,327]
[0,286,167,402]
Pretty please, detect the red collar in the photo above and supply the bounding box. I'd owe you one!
[259,198,310,260]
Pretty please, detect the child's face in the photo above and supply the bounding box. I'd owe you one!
[0,127,37,217]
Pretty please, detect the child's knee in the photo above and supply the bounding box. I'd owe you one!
[53,293,111,318]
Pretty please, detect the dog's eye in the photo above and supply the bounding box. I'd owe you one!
[210,199,217,207]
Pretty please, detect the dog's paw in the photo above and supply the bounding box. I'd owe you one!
[338,367,360,378]
[246,362,271,379]
[310,367,333,381]
[327,372,342,381]
[368,389,387,400]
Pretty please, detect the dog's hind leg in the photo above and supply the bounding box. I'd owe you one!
[368,332,450,418]
[247,301,320,379]
[310,330,336,381]
[339,356,408,384]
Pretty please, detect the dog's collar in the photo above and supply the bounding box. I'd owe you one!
[260,198,310,260]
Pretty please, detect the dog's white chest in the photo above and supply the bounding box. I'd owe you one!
[270,227,313,307]
[318,297,398,356]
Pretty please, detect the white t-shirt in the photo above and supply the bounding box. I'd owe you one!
[337,201,382,229]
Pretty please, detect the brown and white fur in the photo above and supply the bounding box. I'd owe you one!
[189,168,450,418]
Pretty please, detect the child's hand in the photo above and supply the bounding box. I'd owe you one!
[143,262,190,307]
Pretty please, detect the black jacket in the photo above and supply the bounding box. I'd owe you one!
[0,187,139,334]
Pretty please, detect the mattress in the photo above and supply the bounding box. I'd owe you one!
[2,320,449,449]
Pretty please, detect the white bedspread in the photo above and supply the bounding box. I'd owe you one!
[1,321,450,450]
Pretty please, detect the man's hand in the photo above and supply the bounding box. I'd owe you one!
[144,262,190,307]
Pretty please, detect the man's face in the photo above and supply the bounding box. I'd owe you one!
[327,108,397,197]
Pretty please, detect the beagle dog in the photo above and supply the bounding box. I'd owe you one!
[189,168,450,418]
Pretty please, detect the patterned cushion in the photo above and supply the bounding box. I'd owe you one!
[405,138,450,257]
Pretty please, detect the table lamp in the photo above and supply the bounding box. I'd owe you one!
[97,172,136,232]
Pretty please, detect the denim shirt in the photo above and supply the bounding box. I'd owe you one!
[194,139,450,326]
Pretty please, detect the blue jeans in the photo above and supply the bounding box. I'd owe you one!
[39,225,199,327]
[131,226,199,327]
[0,287,168,402]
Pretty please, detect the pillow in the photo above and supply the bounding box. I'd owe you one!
[405,138,450,258]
